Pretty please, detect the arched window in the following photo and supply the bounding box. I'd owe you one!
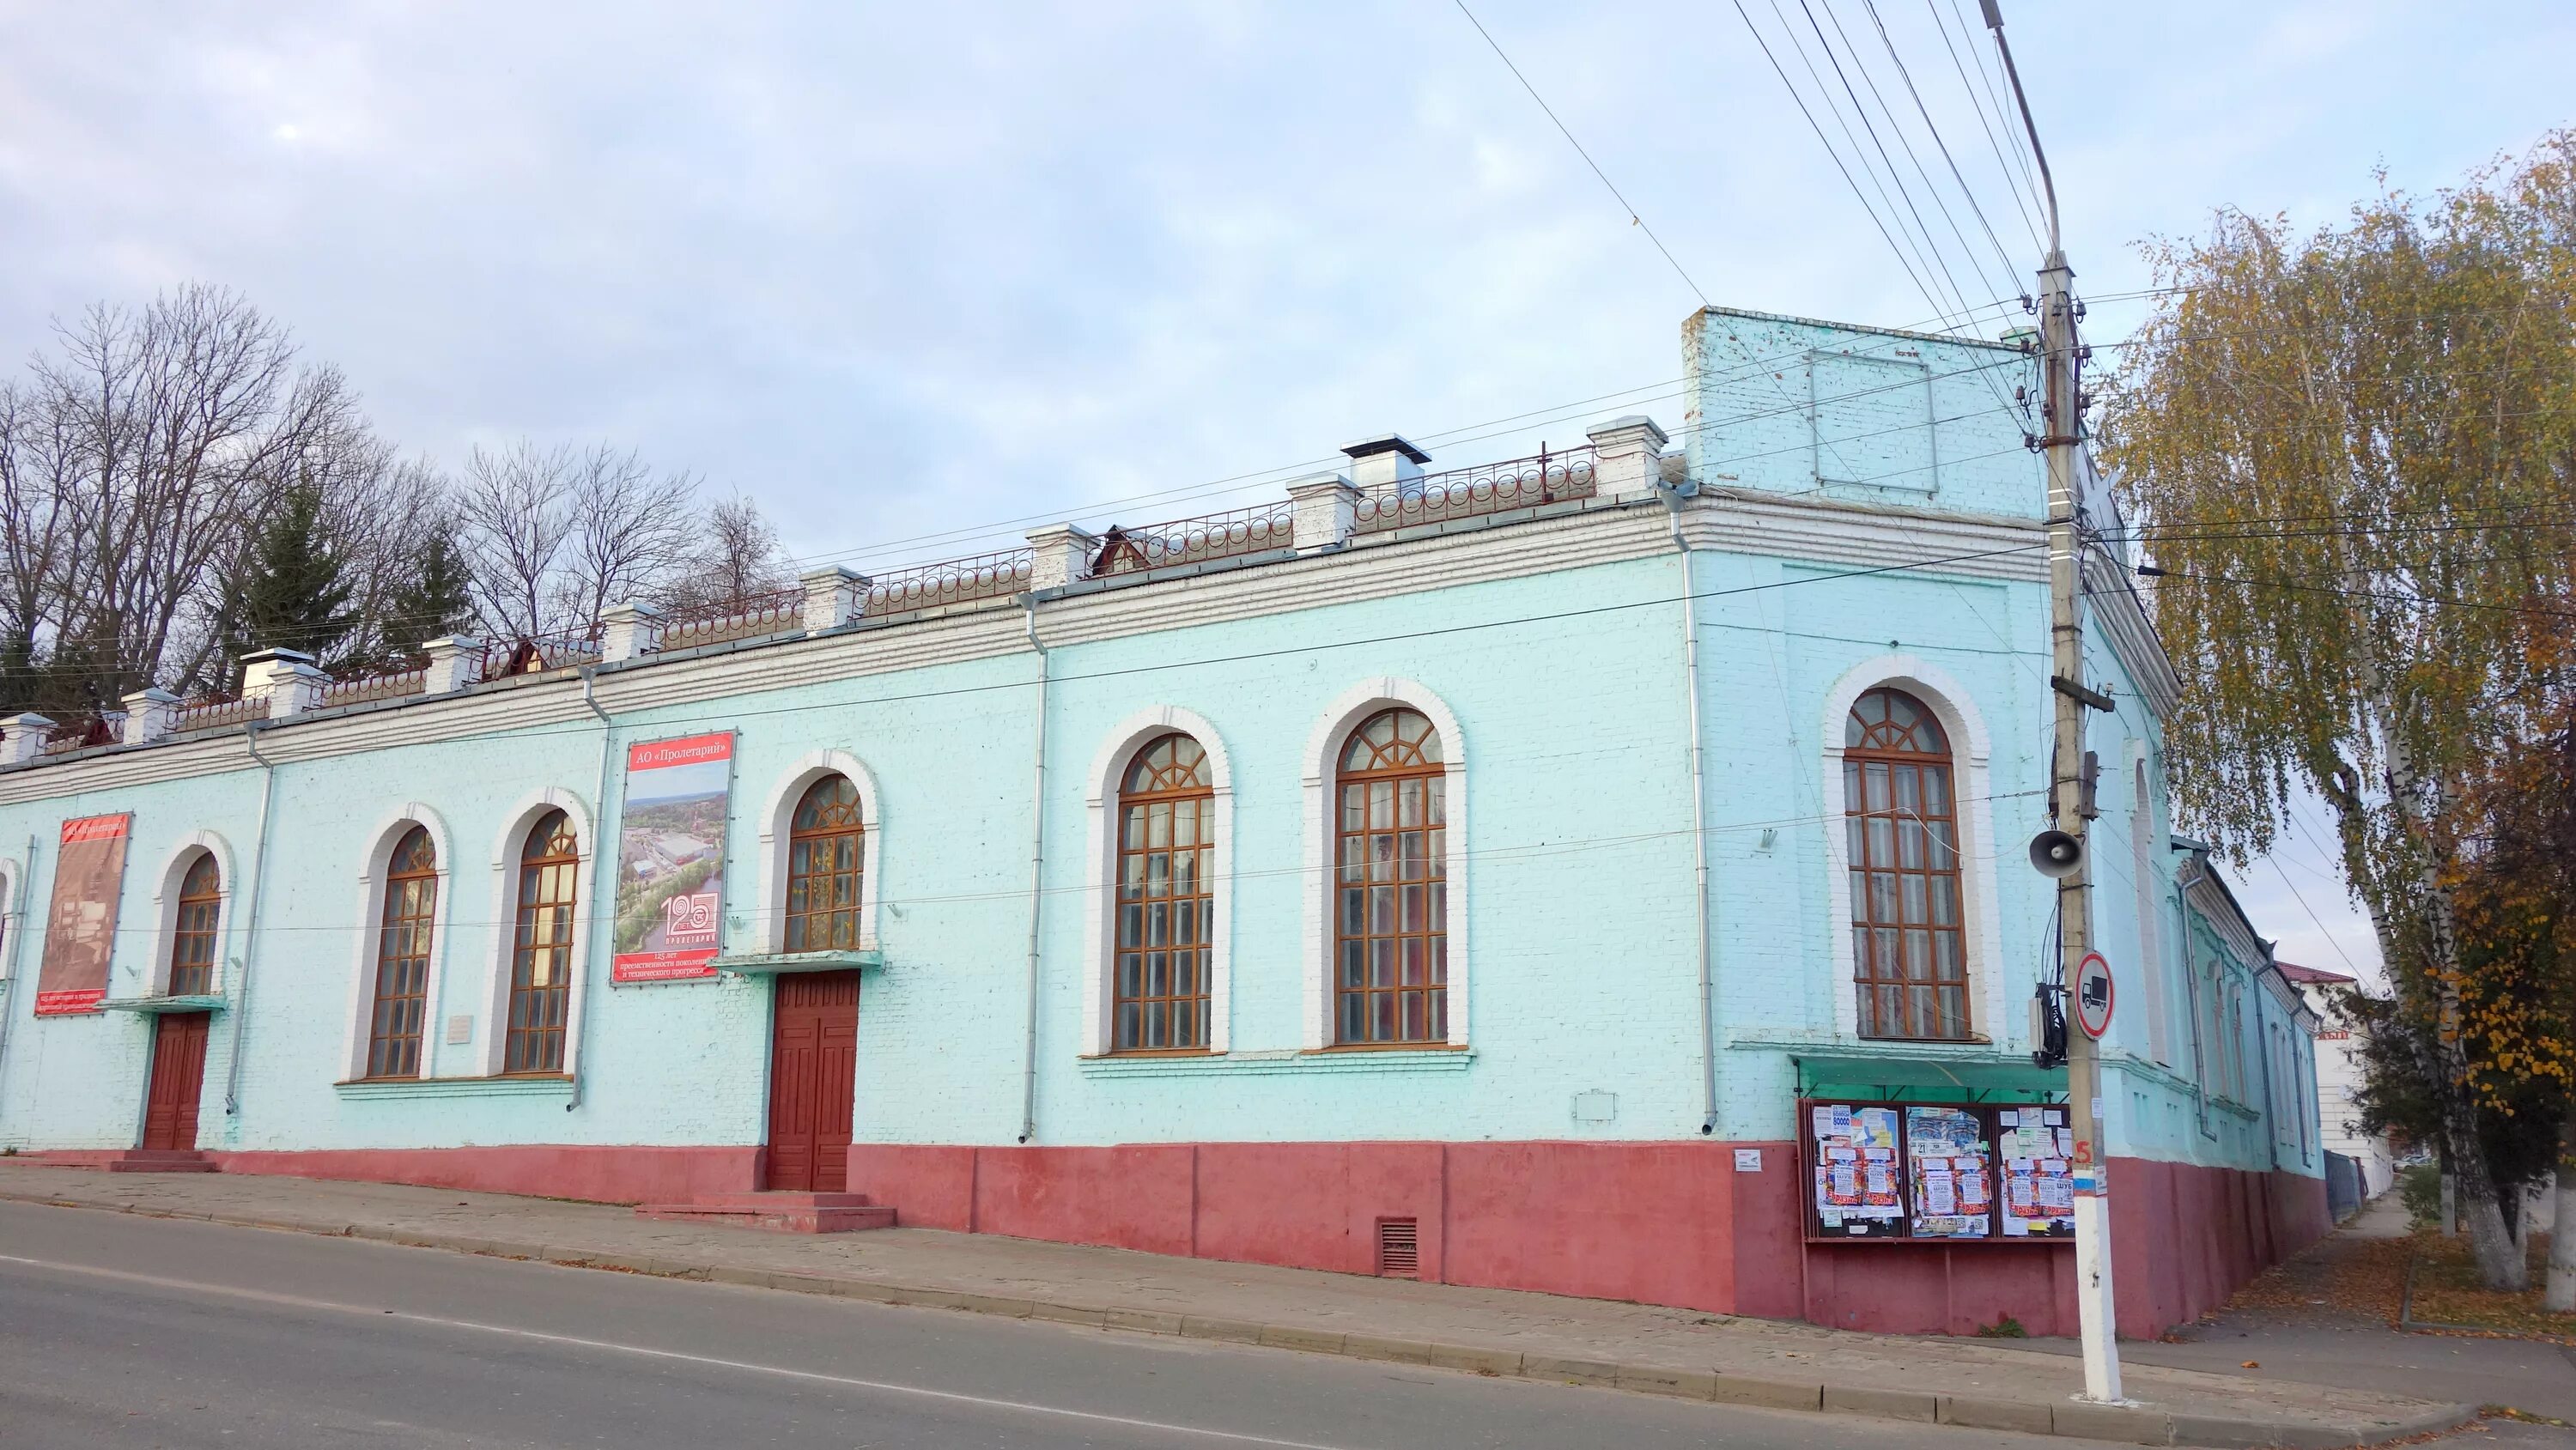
[1335,707,1447,1045]
[167,854,221,997]
[502,810,580,1074]
[368,827,438,1078]
[785,775,865,952]
[1114,734,1212,1052]
[1844,687,1968,1040]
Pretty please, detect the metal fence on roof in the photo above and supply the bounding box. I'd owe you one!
[1087,501,1295,579]
[863,549,1033,613]
[1353,446,1597,535]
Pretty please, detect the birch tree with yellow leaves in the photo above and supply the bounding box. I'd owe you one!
[2103,135,2576,1290]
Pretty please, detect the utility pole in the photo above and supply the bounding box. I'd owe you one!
[1985,0,2123,1404]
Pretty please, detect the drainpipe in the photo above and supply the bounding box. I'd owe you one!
[568,665,615,1112]
[1657,477,1720,1138]
[1017,596,1051,1144]
[0,834,37,1120]
[223,722,282,1115]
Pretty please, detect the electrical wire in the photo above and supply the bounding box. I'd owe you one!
[18,783,2057,943]
[1923,0,2043,254]
[1450,0,1707,305]
[1862,0,2023,280]
[1814,0,2019,308]
[8,537,2054,745]
[2136,564,2576,624]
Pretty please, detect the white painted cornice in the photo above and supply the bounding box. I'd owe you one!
[0,488,2065,802]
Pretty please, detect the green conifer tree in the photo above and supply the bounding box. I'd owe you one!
[216,482,355,667]
[379,531,477,655]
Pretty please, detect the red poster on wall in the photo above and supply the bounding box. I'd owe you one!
[35,813,131,1015]
[611,732,734,983]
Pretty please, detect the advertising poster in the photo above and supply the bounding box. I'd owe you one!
[611,732,733,983]
[35,813,131,1015]
[1809,1102,1903,1236]
[1905,1105,1993,1239]
[1999,1106,2077,1237]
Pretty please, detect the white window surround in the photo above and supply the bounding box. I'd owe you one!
[338,804,458,1082]
[1300,677,1469,1051]
[1818,655,2009,1046]
[750,749,884,956]
[1081,706,1234,1056]
[143,831,238,998]
[475,786,595,1077]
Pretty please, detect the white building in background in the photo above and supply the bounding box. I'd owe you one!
[2280,962,2396,1198]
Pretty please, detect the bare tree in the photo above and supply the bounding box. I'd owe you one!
[454,440,573,640]
[0,379,82,710]
[22,286,374,712]
[2,283,722,699]
[454,440,695,640]
[556,445,696,628]
[658,490,789,618]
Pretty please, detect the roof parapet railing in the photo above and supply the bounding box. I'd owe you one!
[656,585,808,653]
[863,548,1034,613]
[1352,443,1598,535]
[1084,500,1295,579]
[478,624,605,682]
[316,656,430,709]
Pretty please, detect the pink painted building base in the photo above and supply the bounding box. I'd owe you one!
[215,1144,762,1204]
[177,1138,2325,1339]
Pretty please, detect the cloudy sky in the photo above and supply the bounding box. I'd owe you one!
[5,2,2568,979]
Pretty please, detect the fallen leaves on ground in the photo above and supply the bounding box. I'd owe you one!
[2408,1231,2575,1343]
[2207,1232,2414,1326]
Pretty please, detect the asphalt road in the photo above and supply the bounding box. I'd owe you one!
[0,1198,2099,1450]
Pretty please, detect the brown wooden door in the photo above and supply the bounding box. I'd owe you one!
[764,972,859,1192]
[141,1011,211,1152]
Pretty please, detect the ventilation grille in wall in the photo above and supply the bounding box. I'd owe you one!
[1376,1217,1419,1278]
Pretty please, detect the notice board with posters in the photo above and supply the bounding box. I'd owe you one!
[1801,1098,2075,1241]
[35,813,131,1016]
[611,732,734,983]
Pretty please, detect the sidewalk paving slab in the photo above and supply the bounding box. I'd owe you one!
[0,1161,2471,1447]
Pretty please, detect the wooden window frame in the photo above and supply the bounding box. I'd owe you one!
[1110,733,1214,1054]
[1843,687,1972,1042]
[164,852,222,998]
[1332,707,1449,1047]
[501,810,580,1076]
[365,827,439,1079]
[783,774,865,954]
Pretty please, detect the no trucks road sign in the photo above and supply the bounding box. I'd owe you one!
[2074,951,2114,1040]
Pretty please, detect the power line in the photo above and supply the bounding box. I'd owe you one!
[12,306,2556,674]
[2136,564,2576,624]
[1746,0,1953,326]
[15,538,2051,750]
[1922,0,2043,254]
[27,784,2055,939]
[1812,0,2017,309]
[1862,0,2023,279]
[2265,854,2369,978]
[1941,0,2045,230]
[1449,0,1708,305]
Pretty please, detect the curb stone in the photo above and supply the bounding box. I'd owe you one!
[0,1184,2474,1447]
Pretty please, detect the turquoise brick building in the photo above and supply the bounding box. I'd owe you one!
[0,306,2325,1337]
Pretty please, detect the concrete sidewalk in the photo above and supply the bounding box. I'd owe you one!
[2029,1194,2576,1431]
[0,1161,2465,1448]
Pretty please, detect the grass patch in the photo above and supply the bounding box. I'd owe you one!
[1972,1314,2027,1338]
[2408,1230,2575,1341]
